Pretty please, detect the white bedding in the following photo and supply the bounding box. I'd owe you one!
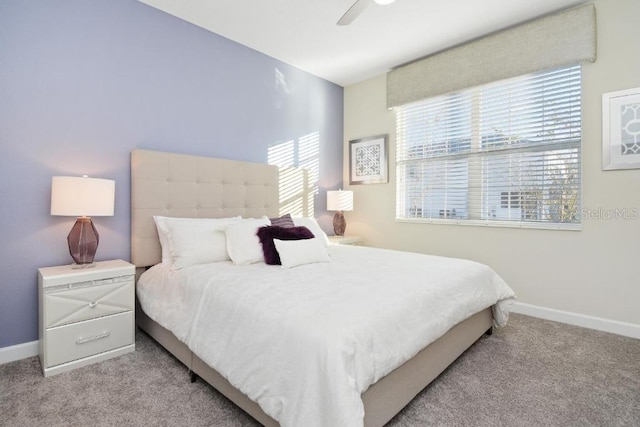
[137,245,515,427]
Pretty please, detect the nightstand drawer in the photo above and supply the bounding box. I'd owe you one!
[44,311,134,368]
[44,276,134,328]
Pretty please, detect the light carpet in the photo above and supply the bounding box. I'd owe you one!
[1,314,638,426]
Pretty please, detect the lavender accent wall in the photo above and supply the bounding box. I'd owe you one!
[0,0,344,348]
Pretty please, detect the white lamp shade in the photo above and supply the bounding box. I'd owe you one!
[51,176,115,217]
[327,190,354,212]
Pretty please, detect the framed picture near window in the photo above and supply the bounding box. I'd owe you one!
[349,134,389,185]
[602,87,640,170]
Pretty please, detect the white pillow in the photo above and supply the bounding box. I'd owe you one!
[224,217,270,266]
[292,217,329,247]
[153,216,242,269]
[273,238,330,269]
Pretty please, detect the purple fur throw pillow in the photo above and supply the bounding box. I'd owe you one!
[257,225,315,265]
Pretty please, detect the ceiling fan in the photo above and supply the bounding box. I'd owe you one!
[337,0,395,26]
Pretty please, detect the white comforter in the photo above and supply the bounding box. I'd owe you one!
[137,245,515,427]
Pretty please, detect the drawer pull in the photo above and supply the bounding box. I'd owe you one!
[89,301,97,308]
[76,332,110,345]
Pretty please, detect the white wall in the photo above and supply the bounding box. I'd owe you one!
[343,0,640,327]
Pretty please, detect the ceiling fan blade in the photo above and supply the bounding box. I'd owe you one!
[337,0,373,26]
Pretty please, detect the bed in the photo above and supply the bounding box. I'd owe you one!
[131,148,515,427]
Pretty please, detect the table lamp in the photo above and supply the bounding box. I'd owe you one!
[51,176,115,267]
[327,190,353,236]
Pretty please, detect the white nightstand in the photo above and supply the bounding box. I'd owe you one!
[38,259,135,377]
[328,235,363,246]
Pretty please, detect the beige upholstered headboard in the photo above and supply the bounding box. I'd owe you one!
[131,149,279,268]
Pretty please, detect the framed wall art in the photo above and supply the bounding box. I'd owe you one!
[602,87,640,170]
[349,134,389,185]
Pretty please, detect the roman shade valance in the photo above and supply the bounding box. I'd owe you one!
[387,3,596,108]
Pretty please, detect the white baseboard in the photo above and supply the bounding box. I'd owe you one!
[0,340,39,365]
[511,302,640,339]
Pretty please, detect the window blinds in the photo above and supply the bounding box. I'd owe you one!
[395,64,581,228]
[387,4,595,108]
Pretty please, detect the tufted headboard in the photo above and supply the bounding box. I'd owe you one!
[131,149,280,268]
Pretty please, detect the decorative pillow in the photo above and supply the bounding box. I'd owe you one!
[292,217,329,247]
[269,213,295,228]
[257,225,314,265]
[224,218,271,266]
[153,216,242,269]
[273,238,330,269]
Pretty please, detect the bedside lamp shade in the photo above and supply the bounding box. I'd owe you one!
[327,190,353,236]
[51,176,115,266]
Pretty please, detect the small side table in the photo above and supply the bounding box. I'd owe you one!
[38,259,135,377]
[328,235,363,246]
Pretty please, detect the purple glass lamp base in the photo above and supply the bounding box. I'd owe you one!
[333,211,346,236]
[67,217,99,266]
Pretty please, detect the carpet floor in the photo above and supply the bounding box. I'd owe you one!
[1,313,638,426]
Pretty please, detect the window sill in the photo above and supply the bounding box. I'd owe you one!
[395,217,582,231]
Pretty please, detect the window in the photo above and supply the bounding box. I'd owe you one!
[395,65,582,229]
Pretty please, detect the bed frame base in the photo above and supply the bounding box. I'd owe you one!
[136,300,492,427]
